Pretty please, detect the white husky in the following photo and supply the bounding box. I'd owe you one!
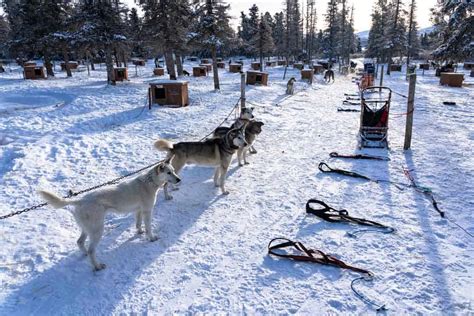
[38,160,180,271]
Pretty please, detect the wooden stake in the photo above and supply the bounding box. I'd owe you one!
[404,74,416,150]
[379,65,384,92]
[241,72,246,110]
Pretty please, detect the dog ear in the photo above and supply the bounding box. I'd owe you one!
[250,107,254,111]
[257,121,264,126]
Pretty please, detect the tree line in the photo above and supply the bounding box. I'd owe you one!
[366,0,473,73]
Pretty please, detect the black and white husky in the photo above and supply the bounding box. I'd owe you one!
[154,128,247,199]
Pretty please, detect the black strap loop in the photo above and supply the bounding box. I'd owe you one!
[306,199,394,232]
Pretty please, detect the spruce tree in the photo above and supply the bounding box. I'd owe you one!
[323,0,339,63]
[250,13,275,70]
[431,0,473,62]
[273,12,286,59]
[406,0,420,67]
[191,0,233,90]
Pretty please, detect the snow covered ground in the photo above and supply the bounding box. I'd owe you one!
[0,60,473,314]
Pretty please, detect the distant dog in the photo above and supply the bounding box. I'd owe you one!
[183,70,190,76]
[38,160,180,271]
[286,77,296,95]
[324,69,335,83]
[154,128,247,198]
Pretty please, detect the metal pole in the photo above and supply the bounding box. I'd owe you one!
[404,74,416,150]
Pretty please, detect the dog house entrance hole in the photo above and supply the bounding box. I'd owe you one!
[117,70,125,78]
[154,86,166,99]
[34,68,42,76]
[200,69,206,75]
[256,74,263,83]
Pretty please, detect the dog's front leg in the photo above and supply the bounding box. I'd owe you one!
[135,211,144,234]
[164,183,173,200]
[213,167,221,187]
[237,148,244,166]
[243,147,250,164]
[219,166,230,195]
[143,210,158,242]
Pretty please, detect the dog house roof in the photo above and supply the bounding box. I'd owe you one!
[148,80,189,85]
[247,70,268,74]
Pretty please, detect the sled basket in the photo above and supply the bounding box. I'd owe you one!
[359,87,392,148]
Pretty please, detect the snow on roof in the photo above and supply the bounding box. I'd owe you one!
[148,80,189,85]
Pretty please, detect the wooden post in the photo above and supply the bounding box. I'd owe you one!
[404,74,416,150]
[240,72,246,110]
[379,65,384,92]
[148,87,152,110]
[375,63,379,79]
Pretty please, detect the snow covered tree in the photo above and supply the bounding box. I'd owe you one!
[139,0,191,78]
[323,0,339,63]
[272,12,286,59]
[338,0,355,65]
[127,8,146,58]
[3,0,71,77]
[191,0,233,90]
[386,0,408,74]
[366,0,391,62]
[282,0,302,62]
[72,0,130,84]
[304,0,317,63]
[0,15,9,58]
[250,13,275,70]
[431,0,474,62]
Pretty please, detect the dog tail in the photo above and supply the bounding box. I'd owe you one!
[154,139,173,152]
[38,190,72,209]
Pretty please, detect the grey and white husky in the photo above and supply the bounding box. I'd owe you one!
[286,77,296,95]
[215,107,259,153]
[38,161,180,271]
[214,120,264,166]
[154,128,247,199]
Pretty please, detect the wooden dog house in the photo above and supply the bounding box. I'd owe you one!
[153,68,165,76]
[217,61,226,69]
[301,69,313,81]
[277,60,287,66]
[266,61,276,67]
[200,63,212,71]
[148,80,189,108]
[193,66,207,77]
[390,64,402,72]
[24,61,36,67]
[133,59,146,66]
[201,58,210,64]
[24,66,46,80]
[463,62,474,70]
[440,73,464,87]
[313,64,324,74]
[293,63,304,70]
[246,70,268,86]
[60,61,78,71]
[229,64,242,73]
[419,63,429,70]
[113,67,128,81]
[251,62,261,70]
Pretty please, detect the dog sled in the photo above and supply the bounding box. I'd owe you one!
[359,87,392,148]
